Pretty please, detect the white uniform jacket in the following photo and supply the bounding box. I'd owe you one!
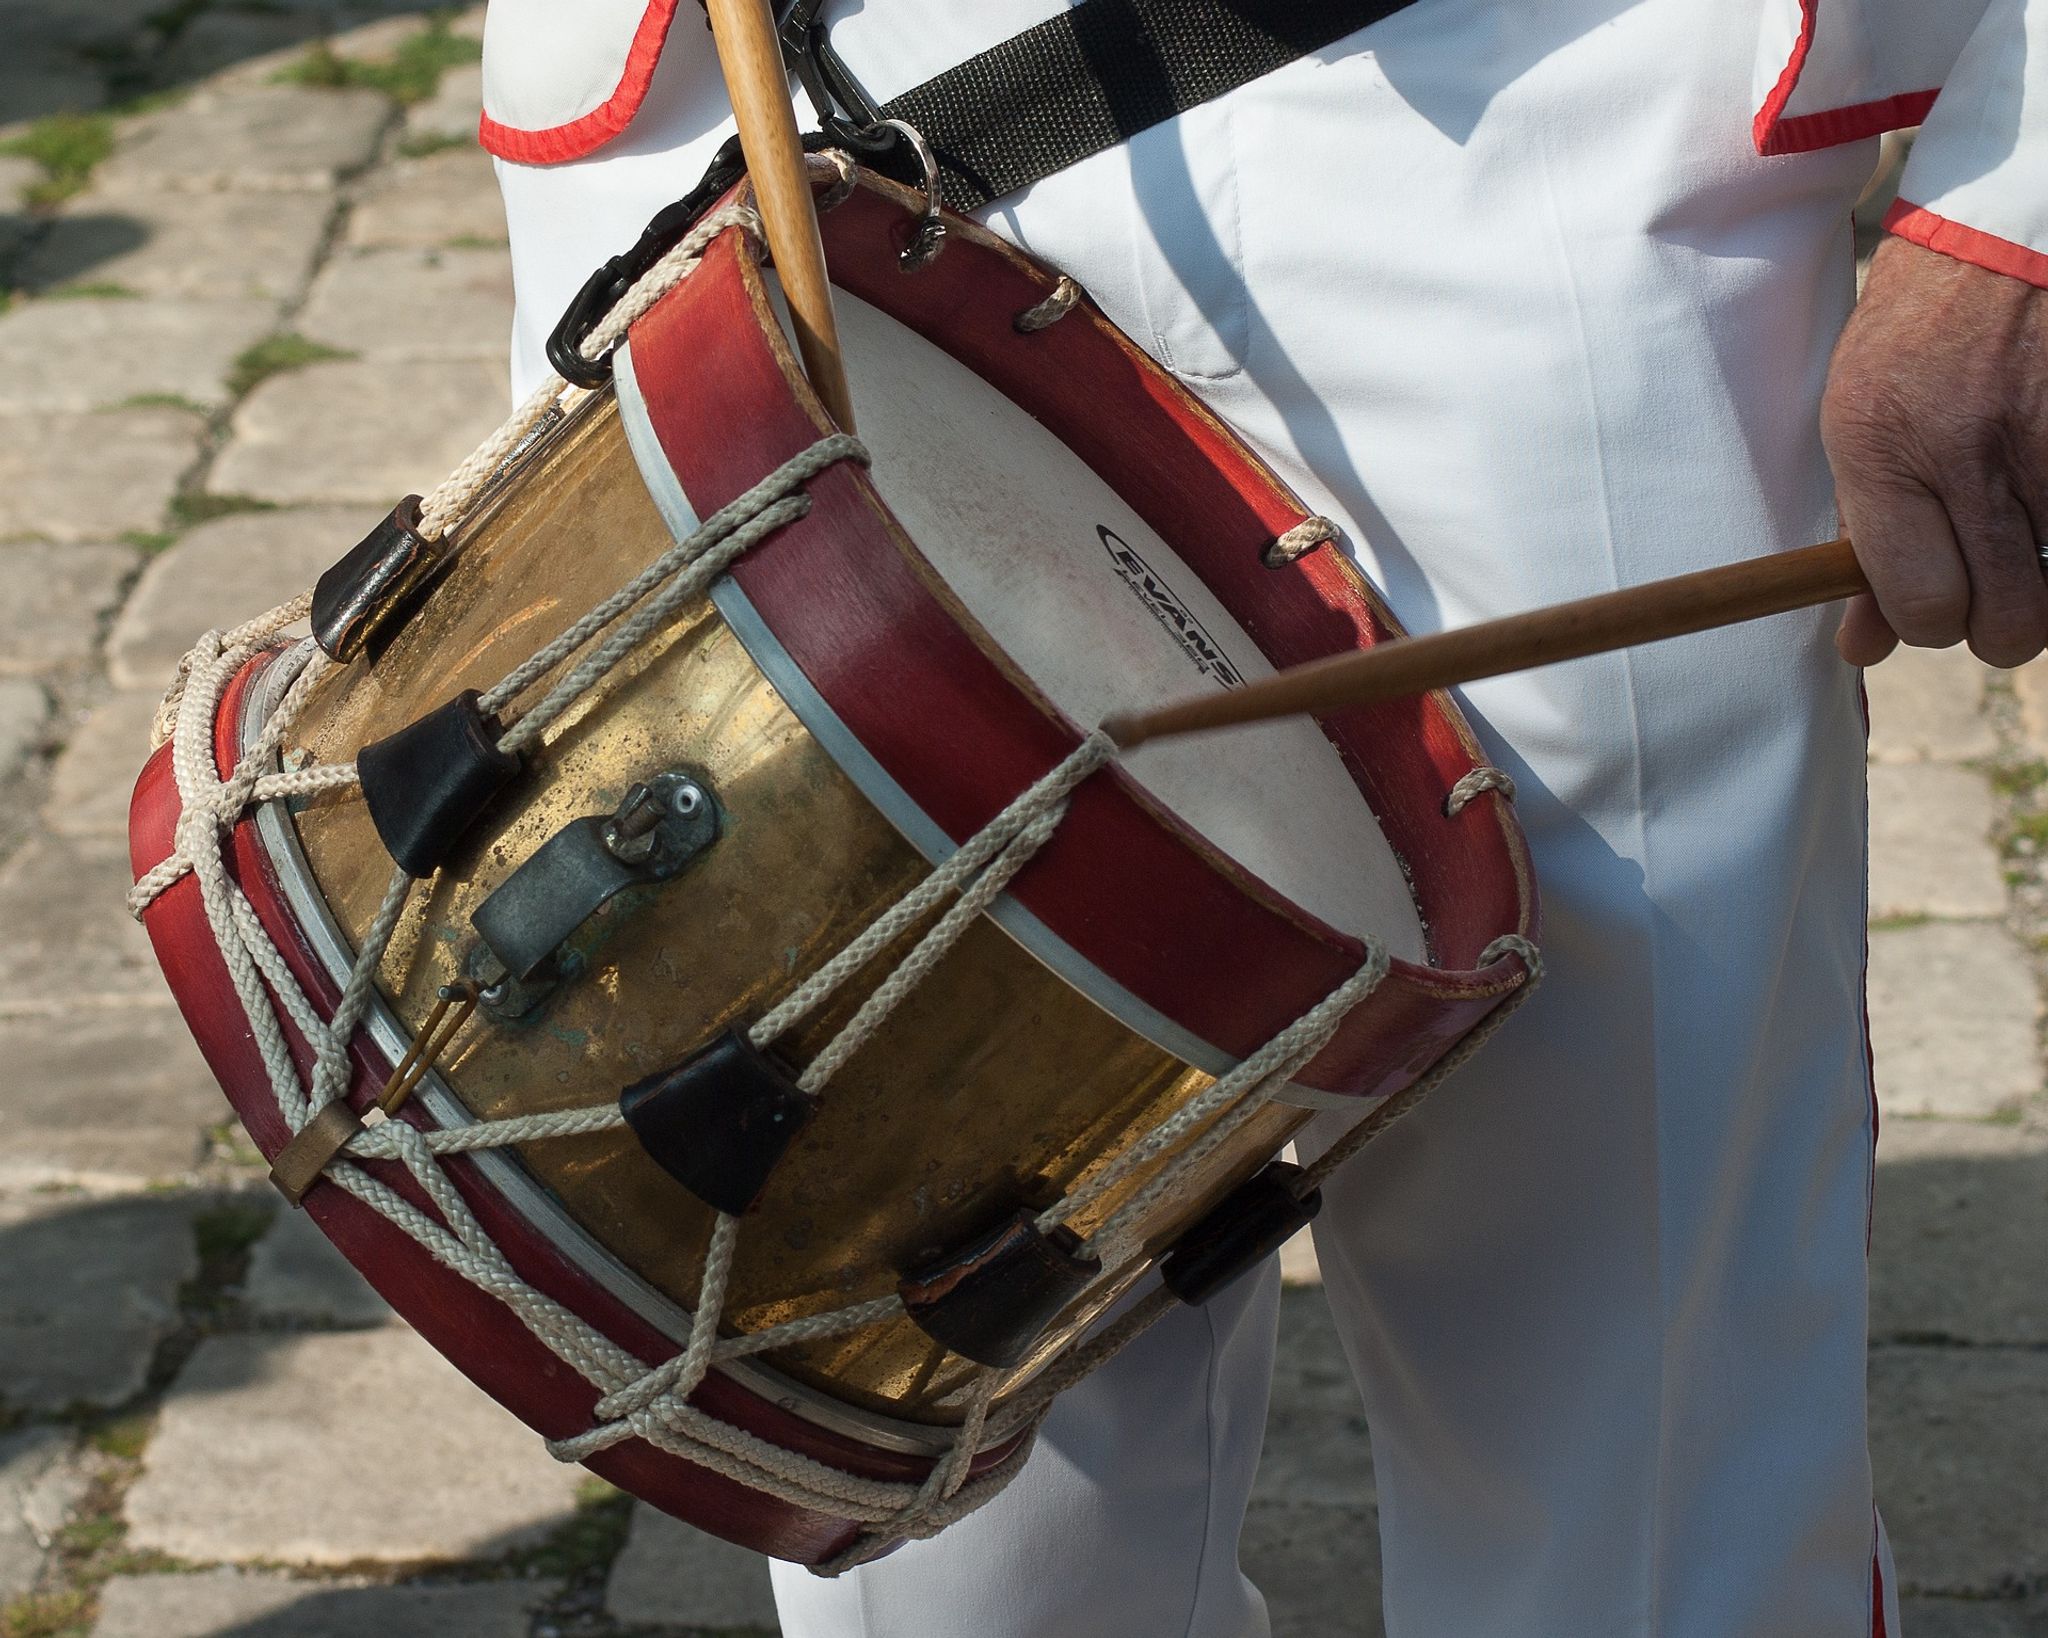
[477,0,2048,285]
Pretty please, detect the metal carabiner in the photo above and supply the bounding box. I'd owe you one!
[865,117,947,269]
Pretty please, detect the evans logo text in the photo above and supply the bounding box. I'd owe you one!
[1098,527,1245,690]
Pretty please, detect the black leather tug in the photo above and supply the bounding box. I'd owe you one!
[620,1027,817,1217]
[899,1208,1100,1368]
[356,691,522,878]
[1159,1160,1321,1307]
[311,495,437,662]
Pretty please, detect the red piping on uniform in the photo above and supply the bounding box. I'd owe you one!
[1758,90,1937,156]
[1871,1539,1888,1637]
[1884,200,2048,290]
[478,0,681,165]
[1748,0,1936,158]
[1751,0,1821,154]
[1857,677,1877,1255]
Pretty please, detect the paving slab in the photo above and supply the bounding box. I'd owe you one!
[242,1206,392,1329]
[108,506,373,689]
[1867,764,2007,920]
[93,1569,559,1638]
[0,1426,87,1602]
[45,689,161,838]
[299,244,514,361]
[1873,1120,2048,1345]
[2014,660,2048,761]
[327,12,432,60]
[209,358,507,506]
[0,294,282,413]
[1866,922,2041,1119]
[0,1008,222,1186]
[1865,645,1996,764]
[347,147,506,249]
[0,678,49,785]
[402,62,482,147]
[0,154,39,210]
[1243,1501,1381,1638]
[1279,1226,1321,1286]
[0,407,201,542]
[1900,1596,2048,1636]
[20,189,335,303]
[1257,1288,1373,1510]
[1869,1347,2048,1595]
[0,1190,201,1411]
[0,543,140,677]
[127,1327,586,1562]
[606,1505,779,1630]
[96,85,391,195]
[0,833,174,1014]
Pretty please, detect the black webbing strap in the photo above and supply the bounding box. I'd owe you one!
[862,0,1423,209]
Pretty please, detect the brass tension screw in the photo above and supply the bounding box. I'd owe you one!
[380,980,480,1115]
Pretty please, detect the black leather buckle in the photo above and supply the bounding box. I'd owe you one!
[311,495,436,662]
[620,1026,816,1216]
[900,1208,1100,1368]
[1159,1161,1322,1307]
[356,691,522,878]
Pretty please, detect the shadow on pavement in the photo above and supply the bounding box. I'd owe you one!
[1,0,461,292]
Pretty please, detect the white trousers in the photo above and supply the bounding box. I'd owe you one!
[492,2,1897,1632]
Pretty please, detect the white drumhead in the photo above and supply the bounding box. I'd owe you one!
[772,284,1428,965]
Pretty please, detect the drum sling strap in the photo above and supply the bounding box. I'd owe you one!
[552,0,1422,382]
[779,0,1428,209]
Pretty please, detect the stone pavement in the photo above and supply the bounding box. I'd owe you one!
[0,11,2042,1635]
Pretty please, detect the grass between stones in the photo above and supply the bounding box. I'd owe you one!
[225,332,357,398]
[109,393,209,417]
[396,131,473,160]
[43,283,140,302]
[166,492,277,530]
[0,115,116,210]
[278,20,482,107]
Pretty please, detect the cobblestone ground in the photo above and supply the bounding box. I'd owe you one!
[0,12,2042,1638]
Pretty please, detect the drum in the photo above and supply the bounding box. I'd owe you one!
[127,162,1538,1569]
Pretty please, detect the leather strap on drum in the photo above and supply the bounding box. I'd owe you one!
[785,0,1426,210]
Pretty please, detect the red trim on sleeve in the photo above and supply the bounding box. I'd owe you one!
[1884,200,2048,291]
[1758,89,1937,157]
[1749,0,1935,157]
[478,0,682,166]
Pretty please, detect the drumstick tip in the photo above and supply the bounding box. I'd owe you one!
[1099,712,1145,750]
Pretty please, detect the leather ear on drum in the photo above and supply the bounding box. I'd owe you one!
[127,161,1538,1569]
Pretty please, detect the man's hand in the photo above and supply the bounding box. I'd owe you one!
[1821,236,2048,667]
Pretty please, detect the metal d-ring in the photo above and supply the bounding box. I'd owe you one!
[867,118,946,269]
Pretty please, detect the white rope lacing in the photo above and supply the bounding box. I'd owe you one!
[123,174,1542,1560]
[1014,274,1082,334]
[1446,765,1516,815]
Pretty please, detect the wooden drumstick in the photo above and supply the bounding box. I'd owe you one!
[705,0,857,432]
[1102,536,1869,749]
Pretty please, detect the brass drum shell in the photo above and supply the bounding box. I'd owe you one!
[287,392,1305,1426]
